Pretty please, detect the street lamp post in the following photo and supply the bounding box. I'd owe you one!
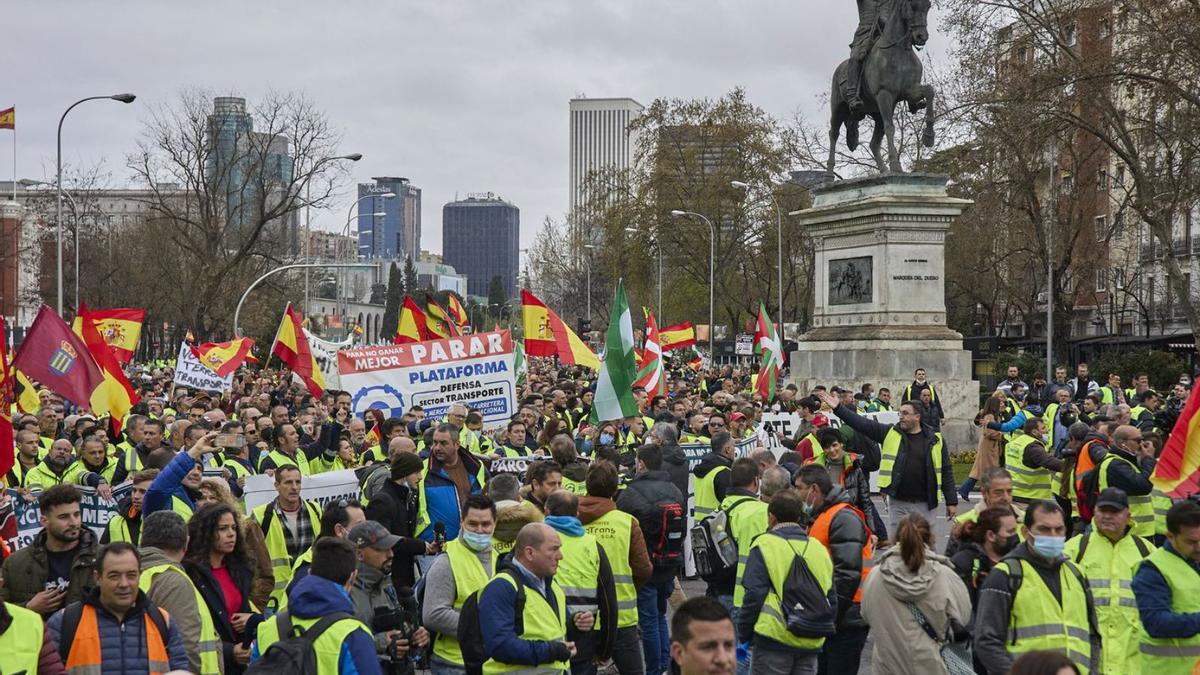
[301,153,362,318]
[56,93,135,315]
[671,210,716,359]
[733,180,784,340]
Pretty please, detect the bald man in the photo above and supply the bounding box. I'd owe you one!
[1095,425,1157,537]
[479,523,579,669]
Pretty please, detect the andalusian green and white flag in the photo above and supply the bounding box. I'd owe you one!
[513,339,526,385]
[590,280,640,423]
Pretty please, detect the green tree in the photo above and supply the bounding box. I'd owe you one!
[487,275,507,308]
[381,262,402,339]
[403,255,420,294]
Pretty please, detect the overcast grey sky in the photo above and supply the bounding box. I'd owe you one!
[6,1,949,256]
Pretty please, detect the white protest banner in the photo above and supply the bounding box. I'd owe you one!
[173,342,233,392]
[2,482,133,551]
[242,469,363,512]
[757,412,802,453]
[303,328,347,390]
[338,330,517,429]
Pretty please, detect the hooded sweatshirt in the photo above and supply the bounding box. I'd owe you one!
[860,546,972,675]
[578,496,653,588]
[251,574,381,675]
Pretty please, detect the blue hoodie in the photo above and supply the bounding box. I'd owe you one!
[142,449,198,515]
[250,574,382,675]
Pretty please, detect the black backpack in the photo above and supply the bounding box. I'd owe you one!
[778,538,836,638]
[245,610,355,675]
[457,569,525,675]
[630,482,686,569]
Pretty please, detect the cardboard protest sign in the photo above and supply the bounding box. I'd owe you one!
[173,342,233,392]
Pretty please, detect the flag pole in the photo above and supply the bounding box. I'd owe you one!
[11,118,15,202]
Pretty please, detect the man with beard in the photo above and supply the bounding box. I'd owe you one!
[348,521,430,668]
[23,440,83,491]
[0,484,98,616]
[112,417,169,484]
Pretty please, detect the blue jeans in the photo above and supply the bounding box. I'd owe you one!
[637,579,672,674]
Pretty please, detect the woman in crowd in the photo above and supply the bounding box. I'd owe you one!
[198,477,240,512]
[949,506,1019,609]
[537,417,568,454]
[185,502,261,674]
[861,513,972,675]
[959,393,1007,500]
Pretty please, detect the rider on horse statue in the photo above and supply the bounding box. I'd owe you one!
[847,0,884,114]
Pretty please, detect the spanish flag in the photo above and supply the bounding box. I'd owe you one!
[659,321,697,351]
[396,296,431,344]
[426,296,461,338]
[0,107,13,130]
[76,304,139,434]
[14,369,39,414]
[71,307,144,363]
[447,294,469,330]
[192,338,255,376]
[521,289,599,370]
[272,303,326,398]
[1152,383,1200,499]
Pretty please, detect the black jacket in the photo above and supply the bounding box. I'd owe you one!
[834,404,957,510]
[660,443,690,501]
[809,453,887,539]
[615,469,685,582]
[1097,446,1156,498]
[185,557,260,674]
[692,452,733,504]
[810,486,868,628]
[364,479,428,589]
[949,541,997,619]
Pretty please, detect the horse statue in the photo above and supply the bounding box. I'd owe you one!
[827,0,936,178]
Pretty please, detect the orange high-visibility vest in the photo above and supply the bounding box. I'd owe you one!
[65,603,173,674]
[809,502,875,603]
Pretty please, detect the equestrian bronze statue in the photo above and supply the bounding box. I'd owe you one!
[827,0,936,178]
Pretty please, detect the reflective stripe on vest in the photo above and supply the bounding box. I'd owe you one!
[0,602,43,674]
[1151,489,1174,537]
[1064,532,1153,674]
[749,532,834,651]
[693,465,729,517]
[720,494,769,607]
[1138,547,1200,671]
[1005,435,1054,500]
[433,538,496,666]
[1097,454,1155,536]
[65,603,172,674]
[809,502,874,603]
[263,449,311,475]
[878,428,944,493]
[140,564,222,675]
[482,573,569,674]
[555,531,601,617]
[255,612,372,673]
[998,559,1093,673]
[584,509,639,628]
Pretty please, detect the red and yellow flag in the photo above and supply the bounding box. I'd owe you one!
[396,296,431,344]
[521,289,599,369]
[14,369,39,414]
[659,321,697,351]
[0,316,15,479]
[0,107,13,130]
[272,303,326,398]
[1152,384,1200,499]
[426,296,461,338]
[447,294,469,330]
[192,338,255,377]
[76,304,139,434]
[71,308,144,363]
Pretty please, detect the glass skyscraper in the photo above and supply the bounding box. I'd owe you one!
[442,194,520,299]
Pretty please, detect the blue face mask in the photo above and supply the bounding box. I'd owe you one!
[1031,535,1065,559]
[599,433,615,445]
[462,530,493,552]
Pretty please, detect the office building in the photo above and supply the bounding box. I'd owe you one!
[442,193,520,299]
[568,97,643,216]
[357,177,421,261]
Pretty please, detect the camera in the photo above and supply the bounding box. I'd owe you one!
[371,586,425,675]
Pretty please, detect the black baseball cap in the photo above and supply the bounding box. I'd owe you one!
[1095,488,1129,511]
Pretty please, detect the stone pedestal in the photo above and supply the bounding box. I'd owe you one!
[789,174,980,450]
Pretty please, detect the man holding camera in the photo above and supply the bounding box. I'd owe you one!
[348,521,430,672]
